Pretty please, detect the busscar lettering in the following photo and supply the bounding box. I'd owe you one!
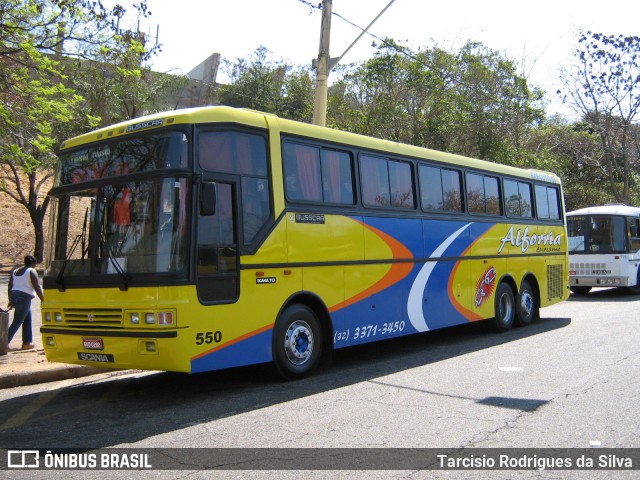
[295,213,325,224]
[125,118,164,132]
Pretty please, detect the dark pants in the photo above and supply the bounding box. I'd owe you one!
[8,290,34,345]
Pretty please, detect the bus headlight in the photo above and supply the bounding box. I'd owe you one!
[55,312,62,322]
[127,310,176,326]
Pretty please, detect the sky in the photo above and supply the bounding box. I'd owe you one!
[111,0,640,117]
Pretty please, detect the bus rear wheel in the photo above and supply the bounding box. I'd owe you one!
[516,279,539,327]
[486,283,515,332]
[273,304,323,380]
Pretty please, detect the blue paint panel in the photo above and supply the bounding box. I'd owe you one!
[364,216,425,258]
[191,329,273,373]
[333,217,495,347]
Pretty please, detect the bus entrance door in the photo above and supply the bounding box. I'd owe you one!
[196,181,239,303]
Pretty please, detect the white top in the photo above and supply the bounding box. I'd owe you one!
[12,267,37,297]
[567,204,640,217]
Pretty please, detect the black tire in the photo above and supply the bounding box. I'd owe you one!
[515,279,539,327]
[570,286,592,295]
[272,305,323,380]
[486,282,515,332]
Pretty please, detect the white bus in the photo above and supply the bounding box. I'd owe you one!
[567,204,640,294]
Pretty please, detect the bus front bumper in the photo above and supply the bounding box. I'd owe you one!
[40,327,191,373]
[570,276,628,287]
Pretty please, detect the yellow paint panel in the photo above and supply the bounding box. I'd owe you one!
[286,214,364,263]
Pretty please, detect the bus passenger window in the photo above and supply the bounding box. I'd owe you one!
[419,165,444,210]
[504,180,533,218]
[283,142,354,205]
[361,155,414,209]
[419,165,462,212]
[389,160,415,209]
[321,150,354,205]
[466,173,501,215]
[442,169,463,212]
[284,143,322,202]
[535,185,560,220]
[361,155,390,207]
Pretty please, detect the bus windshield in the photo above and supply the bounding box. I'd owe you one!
[567,215,627,253]
[46,131,190,287]
[56,131,188,185]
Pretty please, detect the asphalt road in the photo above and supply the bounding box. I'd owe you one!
[0,287,638,479]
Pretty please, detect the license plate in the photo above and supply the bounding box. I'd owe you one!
[82,337,103,350]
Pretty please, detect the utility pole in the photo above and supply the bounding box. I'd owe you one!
[311,0,396,127]
[312,0,332,127]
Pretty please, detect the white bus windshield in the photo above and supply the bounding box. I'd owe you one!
[567,215,627,253]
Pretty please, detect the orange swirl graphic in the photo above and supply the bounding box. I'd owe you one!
[329,221,414,313]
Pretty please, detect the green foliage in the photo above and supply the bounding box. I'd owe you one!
[559,30,640,204]
[328,40,544,164]
[70,32,188,126]
[524,119,614,210]
[218,46,314,122]
[0,0,156,260]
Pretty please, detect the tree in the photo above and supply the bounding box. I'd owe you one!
[69,30,188,127]
[526,117,613,211]
[0,0,153,261]
[329,40,544,164]
[559,31,640,204]
[218,46,314,122]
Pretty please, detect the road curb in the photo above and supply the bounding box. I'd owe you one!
[0,365,114,389]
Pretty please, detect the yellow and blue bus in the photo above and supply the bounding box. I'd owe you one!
[41,106,569,379]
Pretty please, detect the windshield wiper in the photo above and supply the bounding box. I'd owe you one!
[100,223,131,291]
[56,208,89,291]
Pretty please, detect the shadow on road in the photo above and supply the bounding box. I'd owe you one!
[0,315,571,448]
[566,287,640,302]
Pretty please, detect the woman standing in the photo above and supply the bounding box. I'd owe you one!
[7,255,44,350]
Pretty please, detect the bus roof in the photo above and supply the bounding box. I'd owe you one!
[60,105,561,184]
[567,204,640,217]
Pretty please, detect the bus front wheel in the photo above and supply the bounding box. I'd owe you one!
[486,283,515,333]
[273,305,323,380]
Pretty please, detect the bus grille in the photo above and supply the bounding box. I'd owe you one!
[547,264,564,299]
[570,262,608,276]
[63,308,123,327]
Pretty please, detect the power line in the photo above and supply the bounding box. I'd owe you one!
[296,0,445,78]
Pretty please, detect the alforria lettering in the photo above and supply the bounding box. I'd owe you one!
[498,226,562,254]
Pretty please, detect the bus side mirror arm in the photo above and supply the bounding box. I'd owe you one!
[200,182,217,216]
